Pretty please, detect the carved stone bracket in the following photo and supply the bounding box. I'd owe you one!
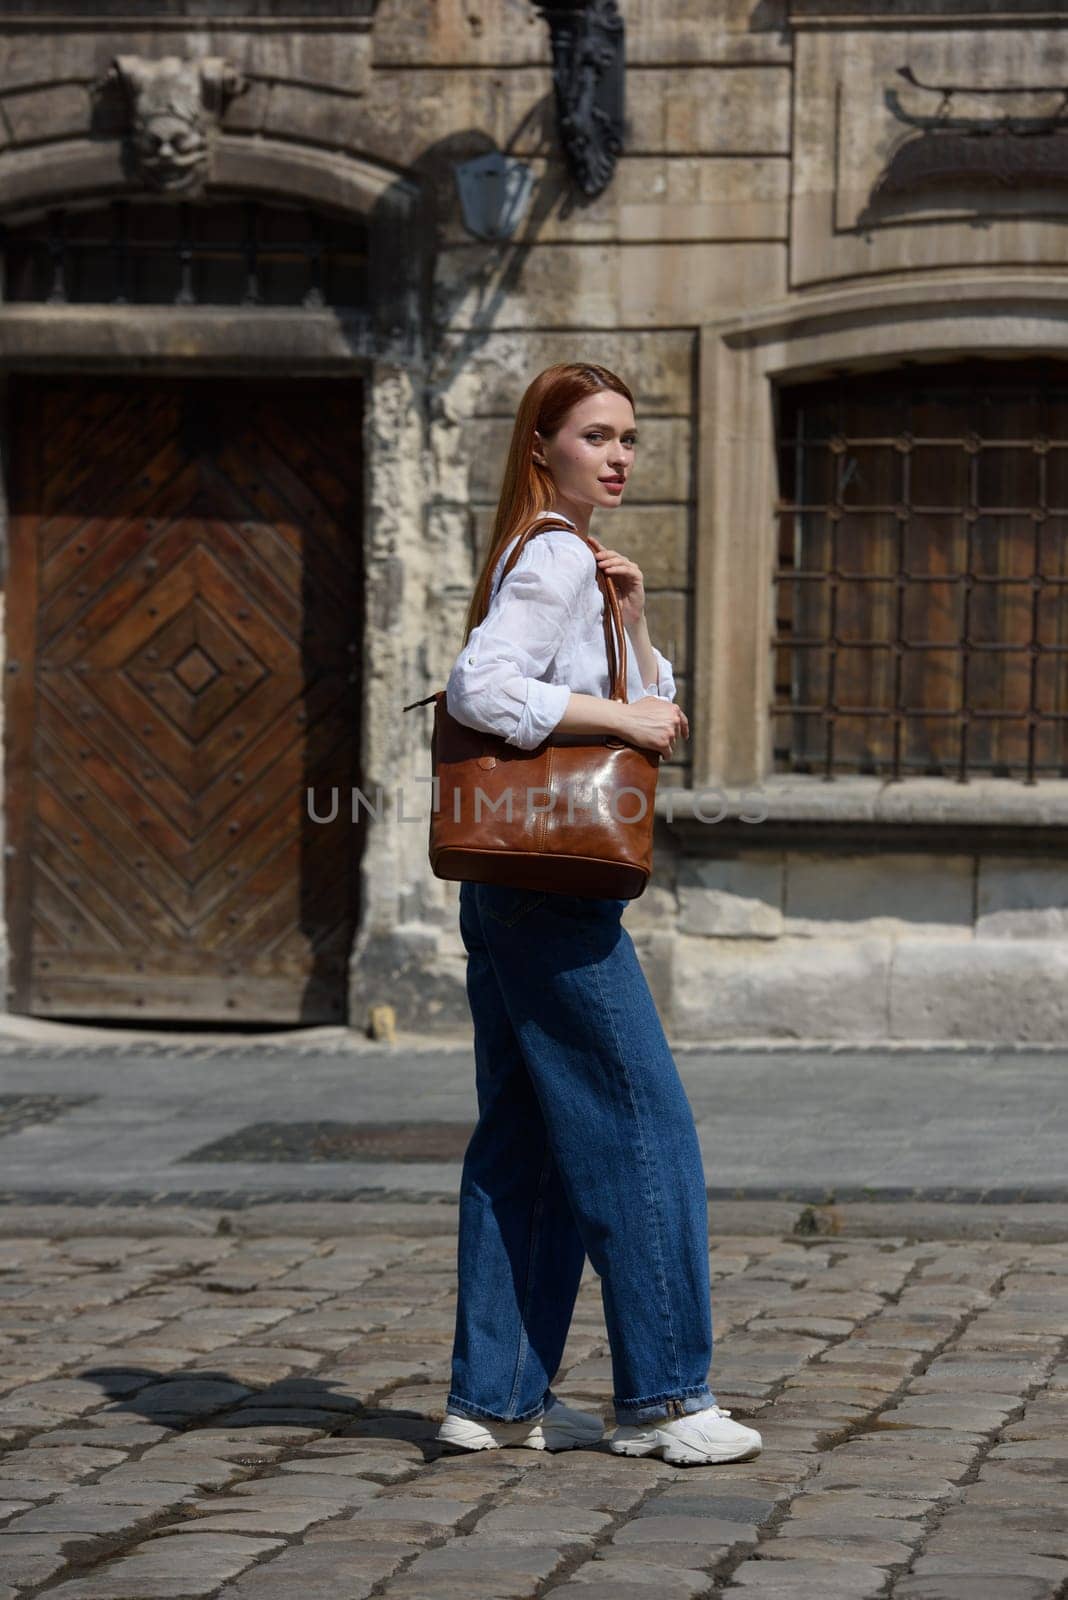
[875,64,1068,197]
[535,0,624,199]
[102,55,248,195]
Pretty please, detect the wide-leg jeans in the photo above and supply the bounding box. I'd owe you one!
[445,879,718,1428]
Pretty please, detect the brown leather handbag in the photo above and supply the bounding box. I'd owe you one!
[402,517,660,899]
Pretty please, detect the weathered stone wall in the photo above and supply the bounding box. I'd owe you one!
[0,1,1065,1040]
[672,846,1068,1042]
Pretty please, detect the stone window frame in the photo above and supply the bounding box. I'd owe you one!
[0,135,422,368]
[663,276,1068,850]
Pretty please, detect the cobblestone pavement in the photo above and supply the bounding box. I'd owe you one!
[0,1200,1065,1599]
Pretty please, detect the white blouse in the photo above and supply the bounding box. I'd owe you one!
[445,511,678,752]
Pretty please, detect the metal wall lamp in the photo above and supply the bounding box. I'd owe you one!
[452,0,625,239]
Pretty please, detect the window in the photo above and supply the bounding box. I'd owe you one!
[772,360,1068,782]
[0,195,368,309]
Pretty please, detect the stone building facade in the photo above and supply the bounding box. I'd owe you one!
[0,0,1065,1040]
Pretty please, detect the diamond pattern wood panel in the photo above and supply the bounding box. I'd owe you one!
[5,376,364,1022]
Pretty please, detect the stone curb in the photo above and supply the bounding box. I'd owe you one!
[2,1197,1068,1241]
[0,1021,1065,1057]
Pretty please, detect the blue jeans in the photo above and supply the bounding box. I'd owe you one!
[445,879,717,1428]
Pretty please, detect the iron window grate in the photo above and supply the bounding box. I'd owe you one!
[0,195,368,309]
[772,362,1068,785]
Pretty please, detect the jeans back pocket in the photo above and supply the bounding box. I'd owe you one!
[478,884,549,928]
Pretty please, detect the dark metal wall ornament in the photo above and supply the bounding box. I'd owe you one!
[100,55,248,195]
[535,0,624,199]
[874,64,1068,197]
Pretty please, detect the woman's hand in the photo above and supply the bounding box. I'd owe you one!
[588,534,645,626]
[618,695,690,758]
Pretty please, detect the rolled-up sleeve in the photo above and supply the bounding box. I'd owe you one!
[645,645,677,703]
[446,535,594,750]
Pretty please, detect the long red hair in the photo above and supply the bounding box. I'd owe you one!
[460,361,635,646]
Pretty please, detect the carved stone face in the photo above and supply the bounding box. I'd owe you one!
[133,109,208,191]
[107,54,245,194]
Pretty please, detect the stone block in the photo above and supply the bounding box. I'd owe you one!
[976,859,1068,938]
[237,31,372,95]
[40,1533,285,1598]
[122,1378,253,1418]
[888,940,1068,1044]
[619,242,787,325]
[373,0,791,68]
[221,79,269,134]
[99,1456,245,1491]
[642,592,689,673]
[267,67,548,169]
[677,856,784,937]
[775,1512,923,1543]
[220,1536,413,1597]
[373,0,546,67]
[398,1539,574,1580]
[626,67,790,153]
[1,1501,161,1537]
[619,157,790,241]
[758,1532,916,1564]
[912,1552,1068,1581]
[0,1534,109,1589]
[470,504,690,588]
[729,1559,893,1597]
[611,1512,757,1548]
[0,1444,122,1482]
[603,506,692,588]
[437,243,620,332]
[439,331,696,417]
[260,80,386,154]
[349,1494,471,1527]
[162,1497,357,1535]
[894,1578,1059,1600]
[0,30,257,94]
[228,1472,375,1502]
[626,0,792,65]
[468,1504,611,1537]
[556,1576,709,1600]
[784,853,973,935]
[673,933,892,1040]
[641,1491,779,1524]
[926,1504,1068,1556]
[443,155,789,247]
[2,84,89,143]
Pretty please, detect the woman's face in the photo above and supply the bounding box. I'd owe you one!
[534,390,637,515]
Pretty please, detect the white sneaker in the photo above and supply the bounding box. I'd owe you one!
[608,1404,762,1466]
[435,1395,604,1453]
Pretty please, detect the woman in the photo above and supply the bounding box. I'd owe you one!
[434,363,761,1468]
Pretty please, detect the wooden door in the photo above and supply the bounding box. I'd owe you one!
[5,375,364,1022]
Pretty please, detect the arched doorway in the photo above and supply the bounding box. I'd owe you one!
[3,194,369,1023]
